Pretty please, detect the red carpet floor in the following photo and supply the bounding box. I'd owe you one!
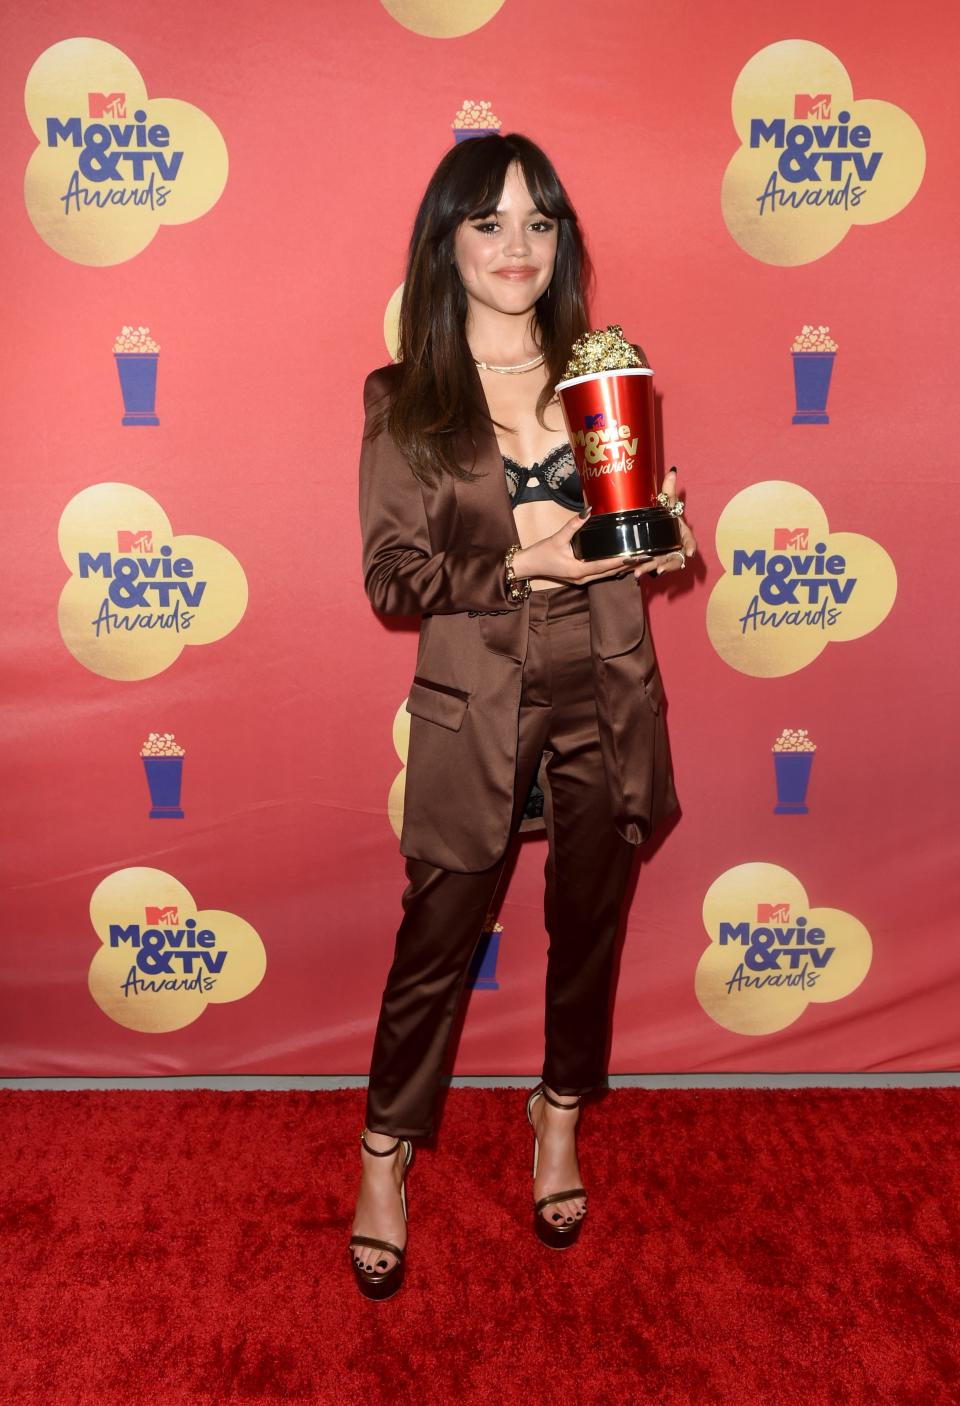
[1,1087,958,1405]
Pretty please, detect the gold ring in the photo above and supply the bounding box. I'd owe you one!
[656,491,685,518]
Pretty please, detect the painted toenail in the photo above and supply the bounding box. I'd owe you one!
[552,1213,562,1221]
[364,1265,373,1273]
[565,1216,573,1223]
[377,1260,388,1269]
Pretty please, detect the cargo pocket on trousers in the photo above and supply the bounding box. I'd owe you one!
[406,677,469,732]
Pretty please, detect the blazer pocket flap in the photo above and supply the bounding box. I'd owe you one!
[406,678,469,732]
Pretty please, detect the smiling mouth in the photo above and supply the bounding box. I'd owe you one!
[494,267,538,279]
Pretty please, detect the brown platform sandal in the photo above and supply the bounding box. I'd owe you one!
[348,1130,413,1301]
[525,1082,587,1249]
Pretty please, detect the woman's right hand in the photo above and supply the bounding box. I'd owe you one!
[511,510,647,585]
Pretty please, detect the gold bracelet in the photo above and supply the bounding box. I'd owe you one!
[504,544,531,602]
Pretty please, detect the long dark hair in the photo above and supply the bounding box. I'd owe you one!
[373,133,592,486]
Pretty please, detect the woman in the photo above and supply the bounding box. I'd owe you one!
[351,133,696,1299]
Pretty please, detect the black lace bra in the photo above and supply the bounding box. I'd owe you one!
[502,443,584,512]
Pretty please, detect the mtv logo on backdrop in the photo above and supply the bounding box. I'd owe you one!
[88,92,126,119]
[757,901,790,924]
[117,530,153,554]
[794,93,831,120]
[145,905,178,925]
[773,527,809,550]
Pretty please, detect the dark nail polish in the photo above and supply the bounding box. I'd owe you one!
[565,1216,573,1223]
[552,1212,562,1222]
[377,1260,388,1269]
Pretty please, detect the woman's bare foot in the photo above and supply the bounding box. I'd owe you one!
[349,1131,408,1276]
[529,1086,587,1226]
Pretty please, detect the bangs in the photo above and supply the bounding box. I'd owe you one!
[514,150,569,219]
[451,135,571,227]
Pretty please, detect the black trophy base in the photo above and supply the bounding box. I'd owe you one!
[571,506,682,562]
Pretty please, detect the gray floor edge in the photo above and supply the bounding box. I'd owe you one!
[1,1073,958,1090]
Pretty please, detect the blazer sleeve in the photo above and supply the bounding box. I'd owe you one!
[358,368,523,617]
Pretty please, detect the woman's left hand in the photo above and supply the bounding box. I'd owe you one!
[631,467,697,579]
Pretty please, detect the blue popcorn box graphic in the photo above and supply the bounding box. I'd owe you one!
[468,921,503,990]
[453,128,501,143]
[115,352,160,426]
[791,351,835,425]
[143,755,184,819]
[773,751,815,814]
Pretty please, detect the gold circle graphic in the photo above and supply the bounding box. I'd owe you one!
[705,481,897,678]
[388,697,410,838]
[58,483,248,681]
[722,40,924,267]
[88,867,266,1033]
[696,862,872,1036]
[381,0,507,38]
[24,38,228,266]
[383,283,403,361]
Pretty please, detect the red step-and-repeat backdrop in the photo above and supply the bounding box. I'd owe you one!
[3,0,958,1075]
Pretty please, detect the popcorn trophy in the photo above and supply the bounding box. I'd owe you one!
[556,326,684,561]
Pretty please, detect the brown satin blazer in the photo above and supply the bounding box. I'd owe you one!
[358,359,678,873]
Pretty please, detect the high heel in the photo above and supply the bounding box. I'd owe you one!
[348,1129,413,1300]
[525,1082,587,1249]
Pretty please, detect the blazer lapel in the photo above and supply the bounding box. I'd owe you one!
[453,359,529,664]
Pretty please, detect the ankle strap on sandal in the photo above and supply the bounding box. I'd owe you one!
[537,1083,584,1111]
[360,1129,402,1156]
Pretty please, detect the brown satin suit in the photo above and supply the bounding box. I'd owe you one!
[358,360,678,1137]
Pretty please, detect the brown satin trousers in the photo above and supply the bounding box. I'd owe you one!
[365,581,638,1138]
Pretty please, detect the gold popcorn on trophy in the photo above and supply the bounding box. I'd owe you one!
[555,325,683,561]
[563,326,648,377]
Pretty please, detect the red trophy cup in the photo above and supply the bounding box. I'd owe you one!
[556,326,684,561]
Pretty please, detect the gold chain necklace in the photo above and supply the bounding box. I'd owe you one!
[472,352,545,375]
